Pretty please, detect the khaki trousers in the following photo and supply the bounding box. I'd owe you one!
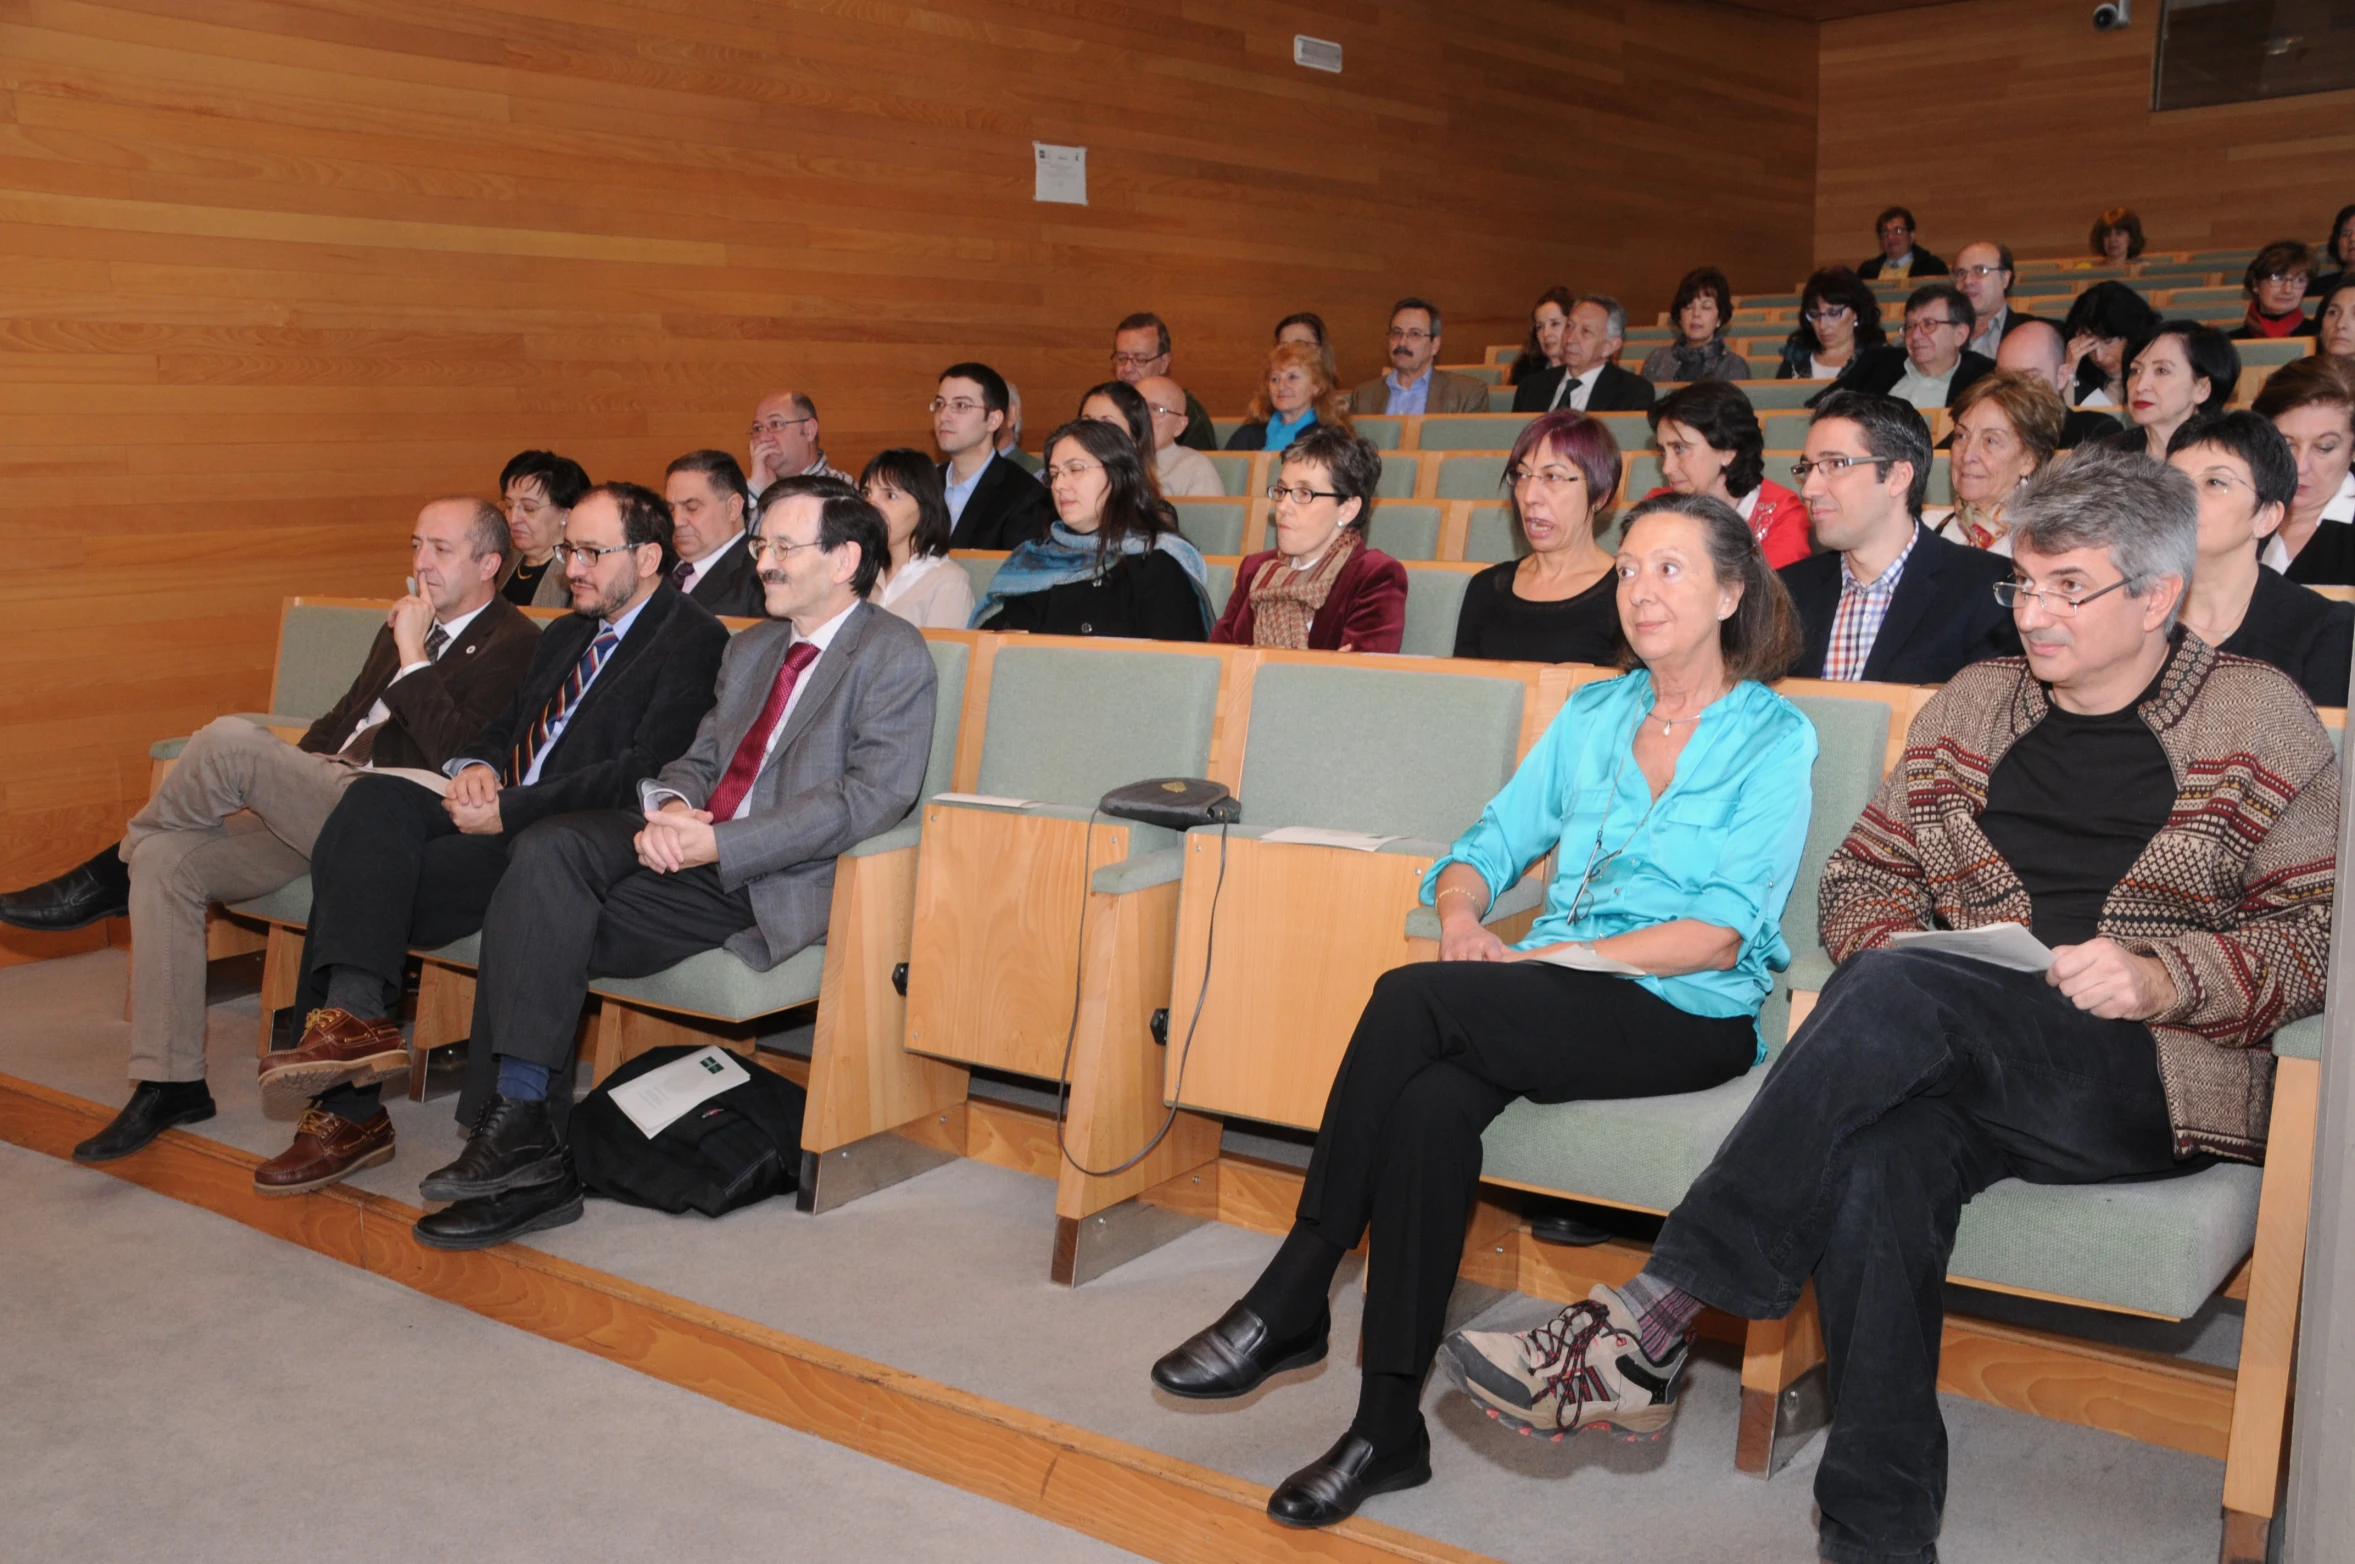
[123,718,361,1082]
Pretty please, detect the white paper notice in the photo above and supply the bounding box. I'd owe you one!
[1033,142,1087,205]
[607,1045,752,1140]
[1887,922,2054,973]
[1521,943,1647,977]
[932,792,1039,811]
[371,766,452,797]
[1259,826,1404,852]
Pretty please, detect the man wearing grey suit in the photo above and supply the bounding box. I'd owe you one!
[411,475,939,1249]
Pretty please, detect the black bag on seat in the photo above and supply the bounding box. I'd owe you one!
[568,1045,807,1217]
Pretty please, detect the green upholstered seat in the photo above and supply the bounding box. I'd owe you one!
[973,644,1221,808]
[2236,338,2313,368]
[1486,387,1517,413]
[1231,662,1525,839]
[1743,293,1803,310]
[954,554,1001,606]
[1623,451,1663,502]
[1728,381,1825,409]
[1434,454,1508,500]
[1452,364,1507,386]
[1417,414,1536,451]
[1205,561,1237,623]
[589,941,828,1022]
[1763,411,1813,449]
[1461,504,1524,564]
[1211,421,1243,449]
[1366,502,1443,561]
[230,875,313,926]
[1352,416,1404,449]
[2159,285,2244,306]
[1373,453,1421,499]
[1398,567,1474,658]
[1171,499,1256,556]
[1625,325,1675,345]
[1207,453,1251,497]
[273,606,403,723]
[1945,1165,2261,1319]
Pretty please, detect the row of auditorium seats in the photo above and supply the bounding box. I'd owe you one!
[164,598,2329,1535]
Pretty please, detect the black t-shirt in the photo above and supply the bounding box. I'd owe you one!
[2285,523,2355,589]
[1977,667,2176,947]
[1452,560,1621,664]
[503,556,553,606]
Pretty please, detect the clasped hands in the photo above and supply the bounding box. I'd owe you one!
[444,764,503,835]
[636,800,718,873]
[2046,937,2176,1021]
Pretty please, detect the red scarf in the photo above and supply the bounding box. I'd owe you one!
[2245,303,2307,339]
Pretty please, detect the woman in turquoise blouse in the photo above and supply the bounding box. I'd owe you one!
[1150,492,1816,1529]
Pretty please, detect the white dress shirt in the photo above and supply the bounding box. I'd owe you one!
[1552,365,1604,411]
[339,599,489,756]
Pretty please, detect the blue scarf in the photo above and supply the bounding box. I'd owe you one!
[972,521,1213,634]
[1263,406,1317,452]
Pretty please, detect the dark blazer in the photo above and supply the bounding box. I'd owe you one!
[680,534,766,619]
[1511,362,1656,414]
[1858,249,1948,279]
[643,602,936,970]
[944,452,1055,552]
[2222,567,2355,707]
[454,583,731,837]
[1780,522,2020,683]
[1224,416,1346,453]
[1823,346,1996,410]
[2286,521,2355,588]
[1209,547,1407,653]
[298,594,541,771]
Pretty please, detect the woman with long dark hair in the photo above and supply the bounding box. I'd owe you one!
[2058,281,2160,408]
[1775,267,1884,381]
[859,448,971,629]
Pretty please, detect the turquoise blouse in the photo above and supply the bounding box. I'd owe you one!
[1420,671,1817,1050]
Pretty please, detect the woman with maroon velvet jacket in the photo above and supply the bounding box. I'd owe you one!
[1210,424,1405,654]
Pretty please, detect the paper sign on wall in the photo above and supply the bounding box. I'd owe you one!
[1033,142,1087,205]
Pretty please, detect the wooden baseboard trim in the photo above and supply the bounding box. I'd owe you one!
[0,1072,1498,1564]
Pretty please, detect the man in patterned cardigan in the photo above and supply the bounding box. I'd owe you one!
[1446,447,2339,1564]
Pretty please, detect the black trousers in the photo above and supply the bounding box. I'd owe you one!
[1295,961,1756,1380]
[1647,948,2183,1564]
[456,809,757,1125]
[295,774,515,1019]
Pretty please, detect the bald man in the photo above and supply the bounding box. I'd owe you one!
[1996,319,2123,450]
[747,389,852,501]
[1138,375,1226,496]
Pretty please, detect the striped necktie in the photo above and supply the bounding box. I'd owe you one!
[507,626,619,784]
[425,623,450,662]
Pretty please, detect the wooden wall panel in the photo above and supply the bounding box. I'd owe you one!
[1815,0,2355,274]
[0,0,1818,946]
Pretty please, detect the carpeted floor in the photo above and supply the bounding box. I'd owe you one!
[0,948,2243,1563]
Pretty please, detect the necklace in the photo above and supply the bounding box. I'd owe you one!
[1650,689,1724,737]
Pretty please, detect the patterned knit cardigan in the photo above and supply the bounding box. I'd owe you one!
[1818,634,2339,1162]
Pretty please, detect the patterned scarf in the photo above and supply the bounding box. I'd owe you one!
[1246,528,1362,648]
[1954,497,2011,551]
[970,520,1212,633]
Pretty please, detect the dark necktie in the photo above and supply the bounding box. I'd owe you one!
[671,559,695,592]
[340,622,454,762]
[706,640,821,822]
[425,623,450,662]
[507,626,619,784]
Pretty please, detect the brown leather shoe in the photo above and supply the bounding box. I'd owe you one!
[253,1109,394,1196]
[257,1008,408,1105]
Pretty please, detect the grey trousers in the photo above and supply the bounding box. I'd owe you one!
[123,717,361,1082]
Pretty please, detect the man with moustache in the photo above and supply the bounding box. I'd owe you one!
[1348,299,1490,416]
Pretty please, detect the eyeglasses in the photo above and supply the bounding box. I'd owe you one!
[1110,351,1165,369]
[1146,403,1185,419]
[1804,305,1853,323]
[1992,575,2139,616]
[1789,454,1892,481]
[1386,328,1433,342]
[929,397,985,416]
[1267,483,1343,505]
[748,537,824,564]
[1905,316,1961,334]
[1506,466,1584,491]
[1045,460,1103,482]
[554,541,639,565]
[749,415,814,437]
[2258,273,2309,287]
[1952,264,2009,281]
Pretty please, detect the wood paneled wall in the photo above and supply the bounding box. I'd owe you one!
[1815,0,2355,273]
[0,0,1816,948]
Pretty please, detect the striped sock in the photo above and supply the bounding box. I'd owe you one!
[1617,1272,1703,1362]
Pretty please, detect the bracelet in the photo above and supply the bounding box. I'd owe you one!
[1434,886,1487,912]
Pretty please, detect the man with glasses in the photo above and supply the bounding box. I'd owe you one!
[1112,313,1216,450]
[1952,241,2042,360]
[408,477,936,1249]
[1136,373,1226,496]
[4,499,542,1167]
[1856,204,1947,280]
[249,481,733,1192]
[933,360,1054,551]
[1349,298,1489,416]
[746,389,850,501]
[1514,295,1655,413]
[1450,447,2338,1564]
[1826,284,1995,413]
[1779,390,2017,682]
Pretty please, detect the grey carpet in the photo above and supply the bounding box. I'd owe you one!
[1,949,2240,1562]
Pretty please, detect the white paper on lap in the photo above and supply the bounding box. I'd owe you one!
[1519,943,1646,977]
[1259,826,1403,852]
[931,792,1040,810]
[1886,922,2054,973]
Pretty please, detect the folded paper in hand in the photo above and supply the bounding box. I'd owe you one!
[1886,922,2053,973]
[606,1045,753,1139]
[1521,943,1646,977]
[932,792,1039,811]
[1259,826,1403,852]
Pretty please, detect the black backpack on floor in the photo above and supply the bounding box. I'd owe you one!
[569,1045,806,1217]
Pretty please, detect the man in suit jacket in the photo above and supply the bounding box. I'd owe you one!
[1350,298,1491,416]
[1781,391,2019,683]
[663,449,764,618]
[1824,285,1995,414]
[5,499,541,1166]
[250,482,732,1195]
[409,479,937,1250]
[936,360,1055,551]
[1513,295,1657,414]
[1856,206,1948,279]
[1953,241,2045,362]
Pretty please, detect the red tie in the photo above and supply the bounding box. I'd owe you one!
[706,640,820,821]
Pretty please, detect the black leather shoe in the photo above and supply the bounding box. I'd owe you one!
[1266,1424,1432,1529]
[417,1095,566,1202]
[413,1169,585,1251]
[1,846,132,932]
[1150,1302,1329,1399]
[73,1080,216,1163]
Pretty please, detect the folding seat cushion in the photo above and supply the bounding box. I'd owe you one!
[1374,453,1421,498]
[1365,503,1443,561]
[1461,504,1524,564]
[1207,451,1251,492]
[1435,454,1508,499]
[1170,498,1255,556]
[1398,567,1476,657]
[973,645,1221,808]
[1351,416,1404,450]
[953,554,1001,607]
[1417,414,1536,451]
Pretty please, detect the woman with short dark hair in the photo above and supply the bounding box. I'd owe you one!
[975,419,1212,639]
[1775,267,1884,381]
[2235,240,2318,341]
[859,448,971,629]
[2255,354,2355,585]
[2059,281,2161,408]
[2316,204,2355,295]
[2090,206,2144,266]
[1643,381,1811,566]
[1210,425,1405,652]
[1150,490,1814,1530]
[1641,268,1751,385]
[1453,411,1625,663]
[2090,322,2240,461]
[2318,272,2355,361]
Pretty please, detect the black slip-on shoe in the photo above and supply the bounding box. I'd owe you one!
[73,1080,216,1164]
[1149,1302,1329,1399]
[1266,1424,1432,1529]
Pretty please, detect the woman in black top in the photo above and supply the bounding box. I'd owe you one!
[2169,412,2353,706]
[2059,281,2160,409]
[1774,267,1884,381]
[1452,410,1624,664]
[2088,322,2238,462]
[974,418,1212,640]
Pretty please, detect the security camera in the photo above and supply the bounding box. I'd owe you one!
[2092,1,2131,29]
